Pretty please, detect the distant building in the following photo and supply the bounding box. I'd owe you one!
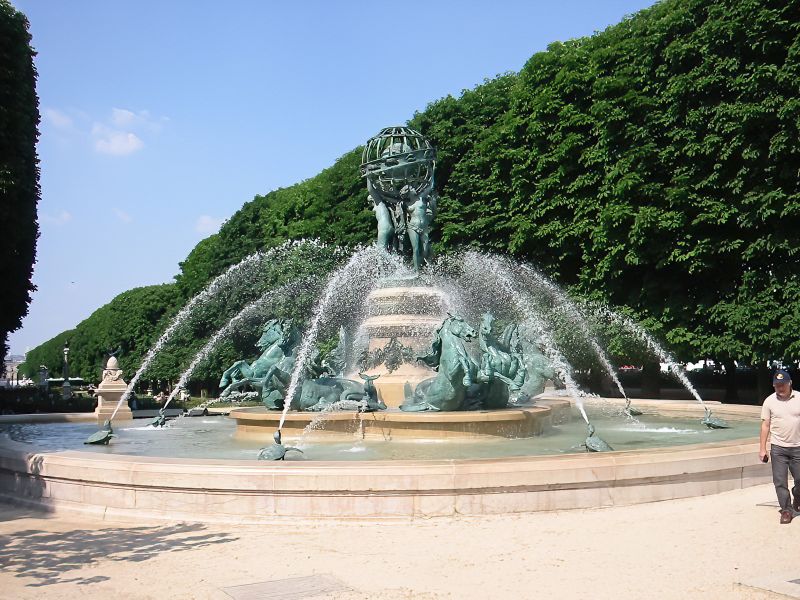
[1,354,26,387]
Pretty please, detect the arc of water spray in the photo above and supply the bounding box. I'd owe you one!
[277,246,401,431]
[593,306,706,407]
[160,276,320,416]
[507,259,630,403]
[472,256,591,425]
[486,253,704,412]
[107,240,321,423]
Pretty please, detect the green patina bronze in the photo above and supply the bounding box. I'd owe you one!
[257,430,303,461]
[701,407,730,429]
[475,313,527,408]
[401,312,557,412]
[217,127,559,419]
[359,336,416,374]
[584,423,614,452]
[401,315,479,412]
[85,420,115,445]
[361,126,437,272]
[151,409,168,428]
[294,373,386,412]
[219,319,300,409]
[624,398,643,417]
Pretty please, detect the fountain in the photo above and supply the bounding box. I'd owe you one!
[0,126,770,521]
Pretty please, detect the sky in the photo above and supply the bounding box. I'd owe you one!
[8,0,657,357]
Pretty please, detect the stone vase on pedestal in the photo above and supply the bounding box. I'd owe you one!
[94,356,132,422]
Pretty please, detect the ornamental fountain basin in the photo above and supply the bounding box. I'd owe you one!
[231,398,573,440]
[0,399,770,522]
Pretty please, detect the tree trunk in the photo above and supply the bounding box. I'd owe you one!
[756,361,771,403]
[723,358,738,403]
[587,367,603,396]
[641,361,661,399]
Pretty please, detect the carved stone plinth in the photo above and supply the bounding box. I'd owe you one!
[94,356,132,422]
[354,285,450,408]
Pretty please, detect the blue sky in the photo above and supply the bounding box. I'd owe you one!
[9,0,657,356]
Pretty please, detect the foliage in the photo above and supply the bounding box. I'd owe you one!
[419,0,800,368]
[174,150,371,298]
[19,285,176,380]
[20,244,342,389]
[23,0,800,389]
[0,1,39,369]
[18,328,73,379]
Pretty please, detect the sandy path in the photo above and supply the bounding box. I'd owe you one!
[0,484,796,600]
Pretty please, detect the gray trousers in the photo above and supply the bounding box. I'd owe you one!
[770,444,800,511]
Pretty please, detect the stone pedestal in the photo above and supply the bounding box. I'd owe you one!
[94,357,132,422]
[354,285,450,408]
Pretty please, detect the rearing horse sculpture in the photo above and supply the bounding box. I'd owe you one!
[474,312,527,408]
[400,315,478,411]
[218,319,299,407]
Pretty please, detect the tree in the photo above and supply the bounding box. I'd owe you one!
[24,0,800,395]
[0,0,39,370]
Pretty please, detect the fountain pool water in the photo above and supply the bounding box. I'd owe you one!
[0,398,769,521]
[0,126,772,521]
[2,406,759,461]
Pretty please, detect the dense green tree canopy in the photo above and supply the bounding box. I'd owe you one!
[0,0,39,371]
[22,0,800,390]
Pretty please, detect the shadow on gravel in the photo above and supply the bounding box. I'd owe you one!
[0,522,237,587]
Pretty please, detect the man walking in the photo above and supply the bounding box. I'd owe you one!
[760,369,800,524]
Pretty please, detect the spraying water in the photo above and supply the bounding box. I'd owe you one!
[277,246,402,430]
[160,275,321,412]
[301,399,365,438]
[506,258,629,402]
[593,306,706,407]
[463,254,590,424]
[108,240,325,422]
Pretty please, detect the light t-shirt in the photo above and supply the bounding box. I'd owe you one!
[761,391,800,447]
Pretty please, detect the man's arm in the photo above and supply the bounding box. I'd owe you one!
[760,417,770,462]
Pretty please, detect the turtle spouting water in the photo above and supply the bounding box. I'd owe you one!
[151,409,168,428]
[624,397,643,417]
[257,430,304,461]
[584,423,613,452]
[701,407,730,429]
[84,420,115,445]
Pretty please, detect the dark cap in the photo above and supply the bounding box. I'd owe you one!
[773,369,792,385]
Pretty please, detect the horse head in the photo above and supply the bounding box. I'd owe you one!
[443,315,478,342]
[257,319,284,350]
[278,320,300,351]
[479,312,495,337]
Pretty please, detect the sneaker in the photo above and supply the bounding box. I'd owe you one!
[781,510,793,524]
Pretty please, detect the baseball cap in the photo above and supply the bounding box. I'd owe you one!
[773,369,792,385]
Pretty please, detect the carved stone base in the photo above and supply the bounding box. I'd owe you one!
[349,362,434,409]
[230,401,571,440]
[94,404,133,423]
[93,367,133,422]
[356,285,450,407]
[94,388,133,422]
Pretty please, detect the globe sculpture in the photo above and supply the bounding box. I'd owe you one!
[361,126,437,271]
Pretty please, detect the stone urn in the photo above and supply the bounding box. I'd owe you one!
[94,356,132,422]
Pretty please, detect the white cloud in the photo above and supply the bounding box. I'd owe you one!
[110,108,138,127]
[195,215,224,234]
[92,123,144,156]
[44,108,73,130]
[39,106,168,156]
[114,208,133,223]
[41,210,73,225]
[111,107,167,133]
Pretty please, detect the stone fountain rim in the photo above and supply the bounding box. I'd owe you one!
[0,398,769,521]
[0,398,762,469]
